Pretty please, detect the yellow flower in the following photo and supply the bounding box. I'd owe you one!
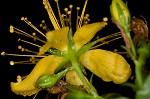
[3,0,131,97]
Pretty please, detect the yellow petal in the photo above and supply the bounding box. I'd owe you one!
[38,42,52,55]
[38,27,69,55]
[11,55,64,96]
[80,49,131,84]
[66,70,88,86]
[66,70,97,93]
[74,22,107,50]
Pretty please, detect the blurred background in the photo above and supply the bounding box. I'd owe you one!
[0,0,149,98]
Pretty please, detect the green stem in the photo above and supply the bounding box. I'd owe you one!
[124,27,137,59]
[134,60,143,89]
[70,55,100,98]
[124,27,143,89]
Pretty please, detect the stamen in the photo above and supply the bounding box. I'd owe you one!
[91,32,122,49]
[18,45,38,54]
[17,75,22,82]
[61,14,66,27]
[10,25,46,43]
[103,17,108,25]
[40,20,50,31]
[96,32,121,42]
[10,60,37,66]
[18,38,42,48]
[76,7,80,30]
[78,0,88,28]
[64,8,69,26]
[92,36,122,49]
[83,14,90,25]
[21,17,46,37]
[67,11,72,27]
[1,51,45,57]
[54,0,65,27]
[69,5,73,11]
[43,0,60,30]
[113,49,127,54]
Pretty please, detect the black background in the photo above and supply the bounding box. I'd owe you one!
[0,0,149,99]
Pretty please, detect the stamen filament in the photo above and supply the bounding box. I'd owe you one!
[76,7,80,30]
[96,32,121,42]
[10,25,46,43]
[18,38,42,48]
[55,0,65,27]
[21,17,46,37]
[78,0,88,28]
[43,0,60,30]
[92,36,122,49]
[1,51,45,58]
[10,60,37,66]
[40,20,50,31]
[18,45,39,54]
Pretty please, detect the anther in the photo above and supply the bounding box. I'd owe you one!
[69,5,73,9]
[64,8,68,12]
[1,51,6,56]
[10,61,15,65]
[76,7,80,10]
[103,17,108,22]
[18,45,22,49]
[17,75,22,82]
[10,25,14,33]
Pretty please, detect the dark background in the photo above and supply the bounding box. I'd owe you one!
[0,0,149,98]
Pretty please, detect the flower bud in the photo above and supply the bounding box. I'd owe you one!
[110,0,131,26]
[36,67,73,88]
[36,74,58,88]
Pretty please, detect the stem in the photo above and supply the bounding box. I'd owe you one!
[124,27,143,89]
[70,55,100,97]
[134,60,143,89]
[124,26,137,58]
[134,53,147,89]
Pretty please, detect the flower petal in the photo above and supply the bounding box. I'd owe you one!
[66,70,88,86]
[11,55,64,96]
[38,27,69,55]
[74,22,107,50]
[80,49,131,84]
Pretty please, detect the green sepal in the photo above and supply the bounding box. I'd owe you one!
[68,28,76,52]
[77,41,97,57]
[54,59,70,73]
[116,3,127,27]
[48,48,66,56]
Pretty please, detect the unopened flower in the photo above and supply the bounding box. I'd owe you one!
[110,0,131,49]
[110,0,131,26]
